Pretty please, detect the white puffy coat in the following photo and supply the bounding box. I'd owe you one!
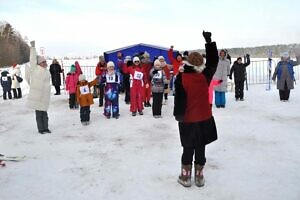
[26,47,51,111]
[10,65,21,89]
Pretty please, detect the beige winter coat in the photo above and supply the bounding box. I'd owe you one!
[10,65,21,89]
[26,47,51,111]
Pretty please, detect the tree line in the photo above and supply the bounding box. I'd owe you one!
[0,22,30,67]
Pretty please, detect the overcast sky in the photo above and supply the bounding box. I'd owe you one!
[1,0,299,57]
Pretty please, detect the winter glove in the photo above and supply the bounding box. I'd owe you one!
[175,115,184,122]
[202,31,212,43]
[246,54,250,58]
[152,70,158,75]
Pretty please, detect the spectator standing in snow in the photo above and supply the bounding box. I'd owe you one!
[141,51,152,107]
[95,56,107,107]
[272,52,300,102]
[174,31,219,187]
[1,70,12,100]
[229,54,250,101]
[26,41,51,134]
[10,63,22,99]
[213,49,231,108]
[168,46,183,96]
[123,56,132,104]
[49,59,63,95]
[158,56,171,105]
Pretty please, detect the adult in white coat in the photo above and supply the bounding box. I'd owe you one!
[26,41,51,134]
[10,63,22,98]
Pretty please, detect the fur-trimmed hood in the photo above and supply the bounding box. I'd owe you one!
[179,61,206,73]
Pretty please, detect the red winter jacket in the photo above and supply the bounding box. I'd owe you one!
[168,48,182,76]
[95,62,107,76]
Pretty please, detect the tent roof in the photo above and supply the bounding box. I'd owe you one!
[104,43,170,54]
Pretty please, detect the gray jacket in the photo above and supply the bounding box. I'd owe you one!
[272,56,300,90]
[150,68,166,93]
[213,58,231,92]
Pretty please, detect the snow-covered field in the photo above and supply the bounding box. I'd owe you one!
[0,82,300,200]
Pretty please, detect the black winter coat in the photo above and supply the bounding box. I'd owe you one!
[49,63,62,86]
[229,56,250,82]
[1,71,12,91]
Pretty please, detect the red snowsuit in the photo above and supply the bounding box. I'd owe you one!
[125,64,148,113]
[141,62,152,103]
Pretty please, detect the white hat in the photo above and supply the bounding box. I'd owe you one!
[280,52,289,58]
[107,61,115,68]
[133,57,140,62]
[158,56,165,60]
[78,74,86,81]
[37,56,46,64]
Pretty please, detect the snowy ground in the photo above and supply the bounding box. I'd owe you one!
[0,83,300,200]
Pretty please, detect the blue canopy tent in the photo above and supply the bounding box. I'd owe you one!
[103,43,179,66]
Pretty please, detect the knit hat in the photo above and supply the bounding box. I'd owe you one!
[37,56,46,64]
[236,57,242,61]
[280,52,289,59]
[158,56,165,61]
[187,52,204,66]
[124,56,132,63]
[133,57,140,63]
[78,74,86,81]
[70,64,76,73]
[107,61,115,68]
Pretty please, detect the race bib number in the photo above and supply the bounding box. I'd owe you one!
[80,85,90,95]
[153,71,162,79]
[2,77,8,81]
[106,74,116,83]
[134,71,143,80]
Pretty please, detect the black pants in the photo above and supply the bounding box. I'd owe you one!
[35,110,48,132]
[3,90,12,100]
[12,88,22,98]
[123,74,130,103]
[98,85,105,106]
[69,93,76,108]
[54,85,60,94]
[279,81,290,101]
[152,92,163,116]
[182,146,206,166]
[235,80,244,99]
[164,84,168,100]
[80,106,90,122]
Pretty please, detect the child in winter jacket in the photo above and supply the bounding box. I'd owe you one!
[100,61,120,119]
[150,59,166,118]
[66,64,80,109]
[76,74,98,125]
[158,56,171,105]
[1,70,12,100]
[124,56,149,116]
